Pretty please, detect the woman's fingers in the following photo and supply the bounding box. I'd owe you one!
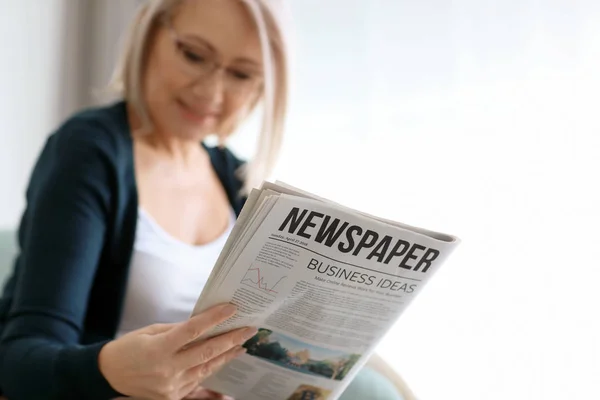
[99,305,245,400]
[176,327,256,370]
[141,322,179,335]
[178,379,202,399]
[183,386,235,400]
[183,345,247,384]
[200,344,246,378]
[162,303,237,351]
[179,346,246,399]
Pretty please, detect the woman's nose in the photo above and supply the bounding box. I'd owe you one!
[191,69,225,105]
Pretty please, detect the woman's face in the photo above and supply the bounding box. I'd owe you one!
[143,0,264,140]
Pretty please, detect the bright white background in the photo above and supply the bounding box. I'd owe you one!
[2,1,600,399]
[0,1,66,229]
[234,0,600,398]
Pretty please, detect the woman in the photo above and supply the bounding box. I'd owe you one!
[0,1,406,399]
[0,0,288,399]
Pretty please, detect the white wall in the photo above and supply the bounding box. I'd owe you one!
[0,1,69,229]
[268,1,600,400]
[0,0,137,230]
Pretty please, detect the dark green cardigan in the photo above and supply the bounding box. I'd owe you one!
[0,101,247,399]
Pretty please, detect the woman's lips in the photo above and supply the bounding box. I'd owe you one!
[177,100,219,125]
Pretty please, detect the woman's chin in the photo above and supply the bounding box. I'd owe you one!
[178,120,217,140]
[178,124,216,141]
[176,101,218,127]
[174,117,218,140]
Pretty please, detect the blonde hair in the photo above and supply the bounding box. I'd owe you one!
[110,0,291,195]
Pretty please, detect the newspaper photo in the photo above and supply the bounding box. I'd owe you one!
[190,181,460,400]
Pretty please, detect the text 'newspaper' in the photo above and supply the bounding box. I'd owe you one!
[190,181,460,400]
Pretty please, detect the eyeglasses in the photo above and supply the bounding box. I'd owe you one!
[166,23,263,94]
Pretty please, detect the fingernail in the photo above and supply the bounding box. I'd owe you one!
[221,304,237,316]
[242,327,258,340]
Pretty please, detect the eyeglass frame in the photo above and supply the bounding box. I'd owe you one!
[162,19,264,94]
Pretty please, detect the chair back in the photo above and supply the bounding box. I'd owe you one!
[0,231,16,400]
[0,230,16,286]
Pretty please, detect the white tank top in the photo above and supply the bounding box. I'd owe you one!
[115,208,235,337]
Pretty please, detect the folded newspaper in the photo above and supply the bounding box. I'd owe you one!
[191,181,460,400]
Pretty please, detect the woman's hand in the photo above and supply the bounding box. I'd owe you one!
[99,303,255,400]
[183,386,234,399]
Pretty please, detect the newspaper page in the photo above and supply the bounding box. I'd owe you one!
[193,185,459,400]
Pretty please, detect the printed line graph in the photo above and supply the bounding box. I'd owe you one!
[240,264,287,296]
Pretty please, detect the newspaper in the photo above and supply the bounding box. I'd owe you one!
[191,181,460,400]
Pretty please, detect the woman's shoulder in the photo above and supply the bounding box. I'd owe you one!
[26,101,132,200]
[49,100,131,154]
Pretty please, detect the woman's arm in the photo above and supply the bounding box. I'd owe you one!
[0,121,122,400]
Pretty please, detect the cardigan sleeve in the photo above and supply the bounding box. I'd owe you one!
[0,121,122,399]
